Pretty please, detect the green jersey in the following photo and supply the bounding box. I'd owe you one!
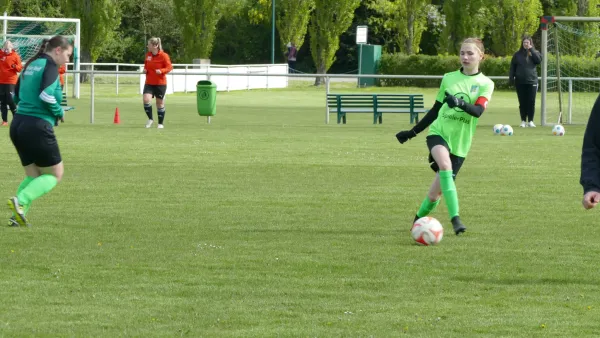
[428,70,494,157]
[14,55,64,125]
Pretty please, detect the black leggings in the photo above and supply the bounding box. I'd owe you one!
[0,84,16,122]
[515,83,537,122]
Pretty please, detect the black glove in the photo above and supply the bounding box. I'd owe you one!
[395,129,417,144]
[444,91,466,109]
[508,79,515,86]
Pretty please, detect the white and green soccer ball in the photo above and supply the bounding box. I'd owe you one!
[552,124,565,136]
[493,124,504,135]
[500,125,513,136]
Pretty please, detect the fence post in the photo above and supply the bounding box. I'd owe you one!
[116,64,119,96]
[568,79,573,124]
[325,76,330,124]
[185,65,188,93]
[90,71,95,124]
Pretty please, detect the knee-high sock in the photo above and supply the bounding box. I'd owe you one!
[416,197,440,218]
[16,176,34,214]
[157,107,165,124]
[17,174,58,208]
[144,103,153,120]
[439,170,459,218]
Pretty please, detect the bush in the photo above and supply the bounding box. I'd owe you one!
[378,53,600,91]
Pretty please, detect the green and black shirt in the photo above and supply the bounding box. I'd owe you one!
[14,54,63,125]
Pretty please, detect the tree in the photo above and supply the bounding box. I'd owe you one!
[439,0,489,54]
[367,0,430,54]
[488,0,543,56]
[309,0,361,85]
[61,0,121,62]
[173,0,223,61]
[276,0,315,54]
[6,0,62,17]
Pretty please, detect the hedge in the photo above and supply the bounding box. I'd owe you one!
[377,53,600,91]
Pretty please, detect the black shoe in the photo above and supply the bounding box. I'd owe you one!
[413,214,420,223]
[7,216,18,227]
[451,216,466,235]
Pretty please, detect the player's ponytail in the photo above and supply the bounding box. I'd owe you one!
[158,38,162,51]
[23,38,49,74]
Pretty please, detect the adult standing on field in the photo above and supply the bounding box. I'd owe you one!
[395,38,495,235]
[0,40,22,126]
[143,37,173,129]
[580,94,600,210]
[7,36,72,227]
[509,35,542,128]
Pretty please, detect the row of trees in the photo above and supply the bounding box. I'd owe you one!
[0,0,599,75]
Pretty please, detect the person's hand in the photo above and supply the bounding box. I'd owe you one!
[155,69,162,75]
[444,91,466,109]
[583,191,600,209]
[395,129,417,144]
[11,64,15,68]
[508,79,515,87]
[143,69,147,74]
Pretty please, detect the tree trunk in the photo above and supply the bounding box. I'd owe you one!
[314,62,326,86]
[79,50,92,83]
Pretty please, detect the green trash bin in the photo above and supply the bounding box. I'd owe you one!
[196,80,217,118]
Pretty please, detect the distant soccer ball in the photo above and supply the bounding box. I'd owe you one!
[493,124,504,135]
[552,124,565,136]
[500,125,513,136]
[411,217,444,246]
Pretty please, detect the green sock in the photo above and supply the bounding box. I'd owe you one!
[416,197,440,218]
[17,174,58,207]
[439,170,459,218]
[16,176,35,214]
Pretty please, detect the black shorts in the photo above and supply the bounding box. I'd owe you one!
[0,83,15,95]
[10,114,62,167]
[143,84,167,99]
[426,135,465,178]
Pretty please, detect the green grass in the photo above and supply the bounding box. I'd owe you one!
[0,84,599,337]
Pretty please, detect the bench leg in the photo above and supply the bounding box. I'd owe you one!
[379,114,382,124]
[343,114,346,124]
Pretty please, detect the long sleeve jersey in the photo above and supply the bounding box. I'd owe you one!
[14,54,63,125]
[0,50,23,84]
[581,94,600,194]
[509,48,542,85]
[143,50,173,85]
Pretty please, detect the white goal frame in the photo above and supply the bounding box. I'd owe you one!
[0,13,81,98]
[541,16,600,126]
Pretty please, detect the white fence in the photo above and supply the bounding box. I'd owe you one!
[69,63,289,95]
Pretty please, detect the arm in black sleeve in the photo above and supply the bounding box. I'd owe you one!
[580,95,600,194]
[530,48,542,65]
[412,100,443,134]
[444,91,485,118]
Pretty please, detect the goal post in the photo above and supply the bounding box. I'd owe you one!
[541,16,600,126]
[0,13,81,99]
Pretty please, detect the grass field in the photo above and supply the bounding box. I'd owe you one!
[0,82,599,337]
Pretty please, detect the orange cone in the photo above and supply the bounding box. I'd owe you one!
[113,107,120,124]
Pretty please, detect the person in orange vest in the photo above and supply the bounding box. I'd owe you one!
[142,37,173,129]
[0,40,22,125]
[58,64,66,88]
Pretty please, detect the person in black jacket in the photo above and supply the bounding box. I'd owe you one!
[509,36,542,128]
[581,95,600,209]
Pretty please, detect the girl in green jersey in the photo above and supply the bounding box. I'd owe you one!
[396,38,495,235]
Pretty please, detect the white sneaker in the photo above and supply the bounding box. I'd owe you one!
[528,121,536,128]
[157,124,164,129]
[519,121,527,128]
[145,120,154,128]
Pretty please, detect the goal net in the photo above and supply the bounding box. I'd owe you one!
[1,14,80,98]
[542,16,600,126]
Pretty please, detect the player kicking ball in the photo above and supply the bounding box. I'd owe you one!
[395,38,495,235]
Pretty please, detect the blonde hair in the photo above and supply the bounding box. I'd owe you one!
[462,37,485,57]
[148,37,162,51]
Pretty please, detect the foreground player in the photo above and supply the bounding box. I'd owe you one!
[581,95,600,210]
[7,36,72,227]
[395,38,495,235]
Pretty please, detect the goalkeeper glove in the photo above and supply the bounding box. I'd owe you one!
[395,129,417,144]
[444,91,466,110]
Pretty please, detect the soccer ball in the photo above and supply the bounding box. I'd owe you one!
[500,125,513,136]
[411,217,444,246]
[552,124,565,136]
[493,124,504,135]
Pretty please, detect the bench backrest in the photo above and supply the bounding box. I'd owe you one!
[327,94,425,108]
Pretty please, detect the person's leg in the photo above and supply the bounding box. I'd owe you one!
[414,175,442,223]
[156,97,165,127]
[430,145,465,235]
[7,84,17,116]
[143,90,153,128]
[516,84,527,126]
[0,86,8,124]
[527,83,538,125]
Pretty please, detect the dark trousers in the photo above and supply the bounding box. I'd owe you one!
[515,83,537,122]
[0,83,16,122]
